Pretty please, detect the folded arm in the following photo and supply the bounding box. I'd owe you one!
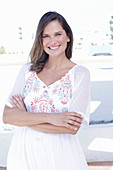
[3,95,82,135]
[29,123,78,135]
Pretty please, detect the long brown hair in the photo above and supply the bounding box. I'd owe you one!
[30,11,73,73]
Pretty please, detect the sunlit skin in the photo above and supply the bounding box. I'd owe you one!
[42,20,70,59]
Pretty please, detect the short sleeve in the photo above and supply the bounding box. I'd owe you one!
[68,65,90,126]
[6,63,31,107]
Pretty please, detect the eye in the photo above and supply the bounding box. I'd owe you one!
[43,35,49,38]
[56,33,61,36]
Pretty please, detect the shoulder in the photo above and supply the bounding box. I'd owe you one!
[20,62,33,73]
[21,62,33,70]
[74,65,90,75]
[16,62,33,78]
[73,65,90,81]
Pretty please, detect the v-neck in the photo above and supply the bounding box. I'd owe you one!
[35,64,78,88]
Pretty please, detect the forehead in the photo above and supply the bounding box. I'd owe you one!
[43,20,65,34]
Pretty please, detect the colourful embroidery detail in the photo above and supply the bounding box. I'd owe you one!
[23,72,72,113]
[52,74,72,104]
[23,73,40,100]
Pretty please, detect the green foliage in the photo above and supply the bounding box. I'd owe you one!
[0,46,6,54]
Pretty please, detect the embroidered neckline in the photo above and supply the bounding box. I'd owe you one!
[35,65,78,88]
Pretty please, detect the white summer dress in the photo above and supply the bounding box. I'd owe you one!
[6,62,90,170]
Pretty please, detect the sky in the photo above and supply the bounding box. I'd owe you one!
[0,0,113,53]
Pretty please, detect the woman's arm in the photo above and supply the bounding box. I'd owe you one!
[3,95,83,132]
[29,123,78,135]
[3,95,50,126]
[3,105,51,126]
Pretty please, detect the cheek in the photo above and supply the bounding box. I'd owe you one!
[42,39,48,49]
[42,40,50,53]
[58,36,67,45]
[58,36,64,43]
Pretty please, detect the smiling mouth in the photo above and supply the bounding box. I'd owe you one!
[48,45,61,50]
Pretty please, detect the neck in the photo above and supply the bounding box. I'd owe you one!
[45,55,69,70]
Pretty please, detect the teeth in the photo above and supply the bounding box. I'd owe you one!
[49,46,59,50]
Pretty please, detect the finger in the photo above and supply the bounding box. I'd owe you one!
[68,112,83,121]
[17,95,24,105]
[11,95,26,111]
[15,95,26,109]
[67,116,82,126]
[72,121,81,128]
[75,117,83,123]
[18,94,23,101]
[69,116,83,124]
[72,126,79,135]
[10,97,20,108]
[13,95,23,106]
[71,121,81,127]
[66,123,76,131]
[12,95,20,102]
[74,127,78,131]
[11,95,23,107]
[10,100,17,108]
[68,119,76,125]
[66,123,79,131]
[17,94,26,111]
[74,113,83,119]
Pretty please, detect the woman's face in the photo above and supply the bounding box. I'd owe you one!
[42,20,70,58]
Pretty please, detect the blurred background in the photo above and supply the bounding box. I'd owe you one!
[0,0,113,128]
[0,0,113,56]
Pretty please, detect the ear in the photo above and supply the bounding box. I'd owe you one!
[67,37,70,42]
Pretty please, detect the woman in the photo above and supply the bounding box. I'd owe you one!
[3,11,90,170]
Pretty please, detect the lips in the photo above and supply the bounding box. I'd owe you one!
[48,45,61,50]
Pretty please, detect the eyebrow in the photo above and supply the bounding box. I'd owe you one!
[43,31,63,35]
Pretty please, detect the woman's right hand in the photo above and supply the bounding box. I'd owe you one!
[49,112,83,131]
[10,94,26,111]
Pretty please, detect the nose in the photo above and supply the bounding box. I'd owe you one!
[50,36,57,45]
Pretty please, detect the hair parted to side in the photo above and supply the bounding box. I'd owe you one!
[30,11,73,73]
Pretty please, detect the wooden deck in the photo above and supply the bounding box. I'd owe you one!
[88,161,113,169]
[0,162,113,170]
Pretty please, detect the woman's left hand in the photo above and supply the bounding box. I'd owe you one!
[10,95,26,111]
